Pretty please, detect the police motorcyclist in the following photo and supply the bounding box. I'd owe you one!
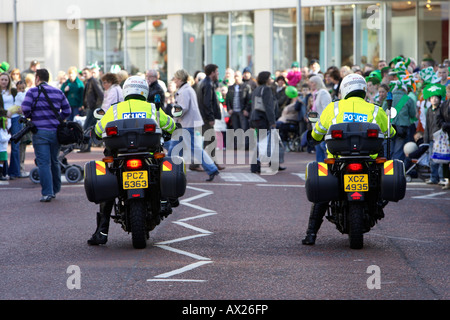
[302,73,396,245]
[88,76,177,245]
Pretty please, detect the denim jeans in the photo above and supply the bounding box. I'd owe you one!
[429,140,441,183]
[8,116,21,177]
[32,129,61,196]
[168,127,218,175]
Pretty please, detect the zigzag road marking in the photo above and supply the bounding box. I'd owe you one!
[147,186,216,283]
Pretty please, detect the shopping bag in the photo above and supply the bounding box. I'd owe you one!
[431,129,450,163]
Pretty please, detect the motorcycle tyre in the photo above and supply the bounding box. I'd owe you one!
[348,203,364,249]
[129,198,147,249]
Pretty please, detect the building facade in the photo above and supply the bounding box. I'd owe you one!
[0,0,448,82]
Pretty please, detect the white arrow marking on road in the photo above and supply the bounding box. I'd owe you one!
[148,186,215,282]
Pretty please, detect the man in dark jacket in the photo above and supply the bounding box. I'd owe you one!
[196,64,224,170]
[226,70,252,132]
[146,69,165,110]
[81,66,104,152]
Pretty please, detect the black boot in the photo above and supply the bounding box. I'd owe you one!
[160,199,172,218]
[88,202,112,245]
[302,202,327,245]
[250,160,261,173]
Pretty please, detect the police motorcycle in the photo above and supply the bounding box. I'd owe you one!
[84,108,186,249]
[304,94,406,249]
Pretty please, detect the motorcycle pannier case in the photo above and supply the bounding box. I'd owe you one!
[103,118,162,153]
[381,159,406,202]
[305,161,339,203]
[84,160,119,204]
[160,156,187,199]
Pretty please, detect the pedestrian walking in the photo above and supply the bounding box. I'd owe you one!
[21,69,71,202]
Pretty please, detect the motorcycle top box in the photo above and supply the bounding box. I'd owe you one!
[103,118,162,153]
[325,122,384,156]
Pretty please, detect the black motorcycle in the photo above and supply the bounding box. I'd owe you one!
[305,117,406,249]
[84,117,186,249]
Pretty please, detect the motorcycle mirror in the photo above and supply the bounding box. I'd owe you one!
[307,111,319,123]
[93,108,105,120]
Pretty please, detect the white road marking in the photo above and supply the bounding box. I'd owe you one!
[148,186,215,282]
[151,261,213,279]
[219,172,267,182]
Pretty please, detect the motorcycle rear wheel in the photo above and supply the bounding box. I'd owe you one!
[348,203,364,249]
[129,198,147,249]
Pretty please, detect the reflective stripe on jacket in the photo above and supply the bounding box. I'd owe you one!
[311,96,396,142]
[95,99,176,138]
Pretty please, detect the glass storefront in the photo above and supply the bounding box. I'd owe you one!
[86,19,104,68]
[418,1,449,63]
[183,14,204,77]
[302,6,325,69]
[105,18,125,72]
[355,3,385,68]
[147,16,168,81]
[230,11,254,74]
[126,17,145,75]
[273,9,297,73]
[206,12,229,80]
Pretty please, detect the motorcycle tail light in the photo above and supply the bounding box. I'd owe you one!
[331,130,343,139]
[347,163,363,173]
[144,124,156,133]
[367,129,378,138]
[105,126,118,136]
[126,159,143,170]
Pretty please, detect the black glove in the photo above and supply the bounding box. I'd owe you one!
[442,122,450,135]
[162,130,172,142]
[175,123,182,129]
[306,129,321,147]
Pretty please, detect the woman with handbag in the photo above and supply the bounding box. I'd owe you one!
[21,69,71,202]
[249,71,285,173]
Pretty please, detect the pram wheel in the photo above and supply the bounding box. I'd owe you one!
[288,136,302,152]
[405,175,412,183]
[29,167,40,184]
[65,165,82,183]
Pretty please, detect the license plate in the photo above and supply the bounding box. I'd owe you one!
[344,174,368,192]
[122,171,148,189]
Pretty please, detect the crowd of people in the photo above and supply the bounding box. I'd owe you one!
[1,53,450,190]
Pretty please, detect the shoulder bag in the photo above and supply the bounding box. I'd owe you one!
[39,85,84,145]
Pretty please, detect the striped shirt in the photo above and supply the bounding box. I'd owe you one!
[21,83,71,131]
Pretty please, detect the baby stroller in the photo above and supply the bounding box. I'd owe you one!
[29,143,87,184]
[404,142,431,182]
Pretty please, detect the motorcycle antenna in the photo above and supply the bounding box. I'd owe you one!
[386,91,393,160]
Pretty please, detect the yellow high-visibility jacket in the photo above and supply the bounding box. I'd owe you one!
[312,97,396,157]
[95,99,176,138]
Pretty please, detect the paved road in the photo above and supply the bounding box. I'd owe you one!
[0,145,448,303]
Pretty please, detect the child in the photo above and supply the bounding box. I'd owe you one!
[423,83,446,184]
[0,109,11,180]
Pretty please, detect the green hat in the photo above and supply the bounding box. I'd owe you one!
[0,61,10,73]
[366,70,382,84]
[419,66,440,85]
[285,85,298,99]
[291,61,299,68]
[422,83,446,100]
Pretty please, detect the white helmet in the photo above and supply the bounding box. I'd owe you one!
[340,73,367,99]
[123,76,149,100]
